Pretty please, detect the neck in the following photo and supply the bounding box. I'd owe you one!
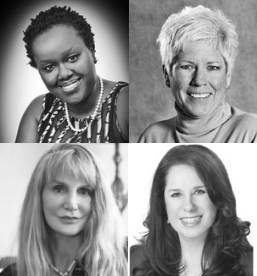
[48,231,83,270]
[175,100,231,136]
[179,235,206,276]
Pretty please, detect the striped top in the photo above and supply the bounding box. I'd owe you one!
[38,81,128,143]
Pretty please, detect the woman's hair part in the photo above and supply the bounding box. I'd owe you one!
[157,6,238,76]
[23,6,97,68]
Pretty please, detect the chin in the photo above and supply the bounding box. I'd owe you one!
[184,107,211,118]
[58,228,83,237]
[185,229,209,240]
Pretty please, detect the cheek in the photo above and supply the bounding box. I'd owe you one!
[39,71,57,88]
[42,193,60,216]
[209,73,227,91]
[80,197,92,214]
[205,201,217,224]
[172,71,190,91]
[165,199,179,220]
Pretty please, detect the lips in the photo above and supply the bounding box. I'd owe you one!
[59,78,81,93]
[60,216,80,224]
[180,215,202,226]
[188,93,211,99]
[61,216,79,219]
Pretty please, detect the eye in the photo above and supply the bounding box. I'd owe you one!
[67,55,79,63]
[180,65,195,70]
[194,189,206,195]
[207,65,220,71]
[44,64,55,72]
[78,188,92,196]
[171,192,182,198]
[53,185,65,193]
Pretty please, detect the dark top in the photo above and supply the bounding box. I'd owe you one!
[38,81,128,143]
[0,263,85,276]
[130,244,253,276]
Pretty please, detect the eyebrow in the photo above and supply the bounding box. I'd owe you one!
[50,180,68,186]
[180,60,222,64]
[51,179,93,189]
[39,47,75,65]
[166,185,206,192]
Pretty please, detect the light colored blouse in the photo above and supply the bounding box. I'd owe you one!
[138,101,257,143]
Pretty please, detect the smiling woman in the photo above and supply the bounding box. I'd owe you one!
[130,144,253,276]
[14,5,128,143]
[138,5,257,143]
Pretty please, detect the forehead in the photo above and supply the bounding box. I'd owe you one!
[46,154,96,183]
[165,165,205,189]
[51,166,83,183]
[32,25,86,59]
[177,41,224,63]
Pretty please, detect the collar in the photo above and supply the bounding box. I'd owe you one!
[175,101,231,136]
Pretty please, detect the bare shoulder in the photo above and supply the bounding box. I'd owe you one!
[15,94,45,143]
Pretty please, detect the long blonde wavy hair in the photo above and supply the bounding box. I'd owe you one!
[17,144,127,276]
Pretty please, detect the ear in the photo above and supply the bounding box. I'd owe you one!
[162,65,170,88]
[226,71,231,88]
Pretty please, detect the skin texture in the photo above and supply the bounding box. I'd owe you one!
[15,25,128,142]
[164,41,231,118]
[164,165,217,241]
[33,25,97,116]
[42,167,92,237]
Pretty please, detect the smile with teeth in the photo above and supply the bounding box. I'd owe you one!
[60,79,81,93]
[188,93,211,99]
[181,216,202,223]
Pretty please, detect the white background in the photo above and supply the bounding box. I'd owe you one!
[128,143,256,250]
[0,144,128,257]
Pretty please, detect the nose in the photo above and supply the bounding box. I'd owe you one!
[190,67,207,86]
[58,63,73,80]
[183,195,197,212]
[64,193,78,211]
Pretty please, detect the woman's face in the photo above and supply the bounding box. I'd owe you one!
[32,25,96,106]
[167,41,230,118]
[42,167,92,237]
[164,165,217,241]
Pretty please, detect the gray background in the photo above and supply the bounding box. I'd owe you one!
[129,0,257,142]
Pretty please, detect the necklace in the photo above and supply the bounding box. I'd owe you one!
[64,76,104,132]
[51,259,76,276]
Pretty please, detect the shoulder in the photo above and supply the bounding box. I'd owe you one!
[23,94,45,120]
[0,263,17,276]
[138,118,176,143]
[230,106,257,126]
[225,106,257,142]
[115,82,128,108]
[15,94,45,142]
[130,244,145,276]
[105,80,129,140]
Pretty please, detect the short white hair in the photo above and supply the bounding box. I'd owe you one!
[157,5,238,75]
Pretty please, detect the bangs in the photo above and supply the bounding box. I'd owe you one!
[44,149,98,190]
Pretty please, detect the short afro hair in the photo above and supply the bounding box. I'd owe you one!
[23,6,97,68]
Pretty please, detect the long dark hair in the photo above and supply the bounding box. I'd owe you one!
[133,145,252,276]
